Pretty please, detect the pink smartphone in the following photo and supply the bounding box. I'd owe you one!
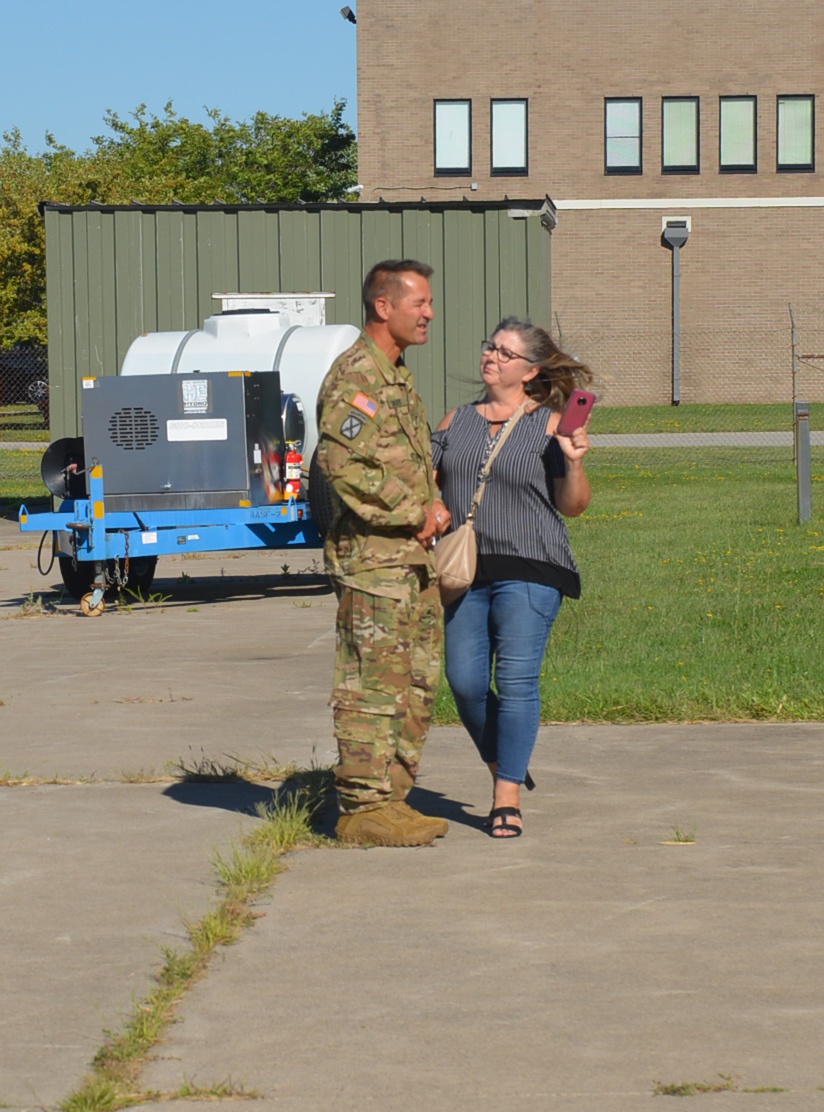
[556,389,596,436]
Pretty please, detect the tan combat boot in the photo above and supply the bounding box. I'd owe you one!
[336,801,439,846]
[391,800,448,838]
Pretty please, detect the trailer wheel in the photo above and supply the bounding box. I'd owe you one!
[80,592,106,617]
[58,555,158,601]
[308,447,337,539]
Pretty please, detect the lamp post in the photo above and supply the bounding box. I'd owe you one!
[661,219,689,406]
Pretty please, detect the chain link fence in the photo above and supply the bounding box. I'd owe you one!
[552,311,823,475]
[0,343,50,511]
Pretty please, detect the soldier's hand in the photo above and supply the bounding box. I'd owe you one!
[432,498,450,536]
[415,500,450,548]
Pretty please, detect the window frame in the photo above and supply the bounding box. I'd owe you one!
[604,97,643,175]
[661,96,700,174]
[776,94,815,173]
[719,95,757,173]
[490,98,529,176]
[433,99,472,176]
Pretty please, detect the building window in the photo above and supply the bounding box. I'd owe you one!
[662,97,699,173]
[491,99,528,175]
[777,95,814,171]
[719,96,757,172]
[605,98,642,173]
[434,100,471,175]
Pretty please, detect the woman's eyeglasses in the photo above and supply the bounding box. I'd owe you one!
[480,339,530,364]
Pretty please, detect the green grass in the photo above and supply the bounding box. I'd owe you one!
[0,447,48,516]
[590,401,819,434]
[434,452,824,724]
[0,403,49,441]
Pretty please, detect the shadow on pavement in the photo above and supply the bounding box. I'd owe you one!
[163,779,278,815]
[161,779,482,839]
[409,785,484,830]
[0,574,334,613]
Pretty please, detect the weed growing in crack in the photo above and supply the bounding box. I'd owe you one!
[669,822,697,844]
[653,1073,737,1096]
[13,591,65,618]
[171,746,300,783]
[113,587,172,613]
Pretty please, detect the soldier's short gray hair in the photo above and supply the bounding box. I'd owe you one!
[363,259,434,320]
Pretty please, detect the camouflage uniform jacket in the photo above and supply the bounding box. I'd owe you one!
[316,331,438,583]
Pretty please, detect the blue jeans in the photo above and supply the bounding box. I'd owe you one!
[444,580,562,784]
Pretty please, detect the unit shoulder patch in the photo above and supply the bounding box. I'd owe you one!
[340,411,365,440]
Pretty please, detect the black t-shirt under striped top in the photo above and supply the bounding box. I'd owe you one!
[431,403,581,598]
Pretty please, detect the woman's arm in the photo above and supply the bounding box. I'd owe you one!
[431,408,457,486]
[551,416,591,517]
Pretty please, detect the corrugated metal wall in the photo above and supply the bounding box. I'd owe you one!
[43,200,553,438]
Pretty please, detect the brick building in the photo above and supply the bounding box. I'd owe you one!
[354,0,824,404]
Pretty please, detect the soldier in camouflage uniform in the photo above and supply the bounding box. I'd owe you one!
[316,260,451,846]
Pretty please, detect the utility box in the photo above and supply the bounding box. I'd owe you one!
[81,371,284,511]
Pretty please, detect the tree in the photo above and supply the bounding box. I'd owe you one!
[226,101,358,203]
[0,101,357,343]
[0,130,100,344]
[88,99,357,204]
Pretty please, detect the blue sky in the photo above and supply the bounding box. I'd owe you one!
[0,0,357,153]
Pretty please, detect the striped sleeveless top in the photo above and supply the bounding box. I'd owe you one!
[431,403,581,598]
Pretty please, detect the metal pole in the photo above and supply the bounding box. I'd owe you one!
[789,303,797,465]
[795,399,812,523]
[661,220,688,406]
[671,246,681,406]
[789,303,797,405]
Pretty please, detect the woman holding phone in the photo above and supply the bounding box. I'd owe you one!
[431,317,593,838]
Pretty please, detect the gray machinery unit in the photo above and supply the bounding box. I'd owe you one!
[81,371,285,511]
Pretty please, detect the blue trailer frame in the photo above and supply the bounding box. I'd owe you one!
[18,462,322,611]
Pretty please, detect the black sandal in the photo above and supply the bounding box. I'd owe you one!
[488,806,523,838]
[483,771,535,827]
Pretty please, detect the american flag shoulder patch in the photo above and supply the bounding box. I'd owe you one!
[351,391,378,418]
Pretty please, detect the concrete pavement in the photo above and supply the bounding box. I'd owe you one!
[2,515,823,1110]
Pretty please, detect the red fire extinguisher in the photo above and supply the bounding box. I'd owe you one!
[283,441,303,499]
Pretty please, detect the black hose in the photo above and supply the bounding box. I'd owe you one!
[37,531,55,576]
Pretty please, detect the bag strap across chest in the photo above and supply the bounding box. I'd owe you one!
[466,402,529,522]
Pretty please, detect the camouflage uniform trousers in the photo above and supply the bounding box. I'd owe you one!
[331,565,442,814]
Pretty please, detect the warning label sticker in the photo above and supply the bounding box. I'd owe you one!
[167,418,228,442]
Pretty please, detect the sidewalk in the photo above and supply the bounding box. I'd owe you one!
[1,517,823,1110]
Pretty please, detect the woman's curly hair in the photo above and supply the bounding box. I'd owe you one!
[493,316,593,411]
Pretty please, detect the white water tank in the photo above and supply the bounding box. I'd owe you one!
[120,293,360,464]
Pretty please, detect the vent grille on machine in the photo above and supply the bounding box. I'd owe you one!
[108,406,160,450]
